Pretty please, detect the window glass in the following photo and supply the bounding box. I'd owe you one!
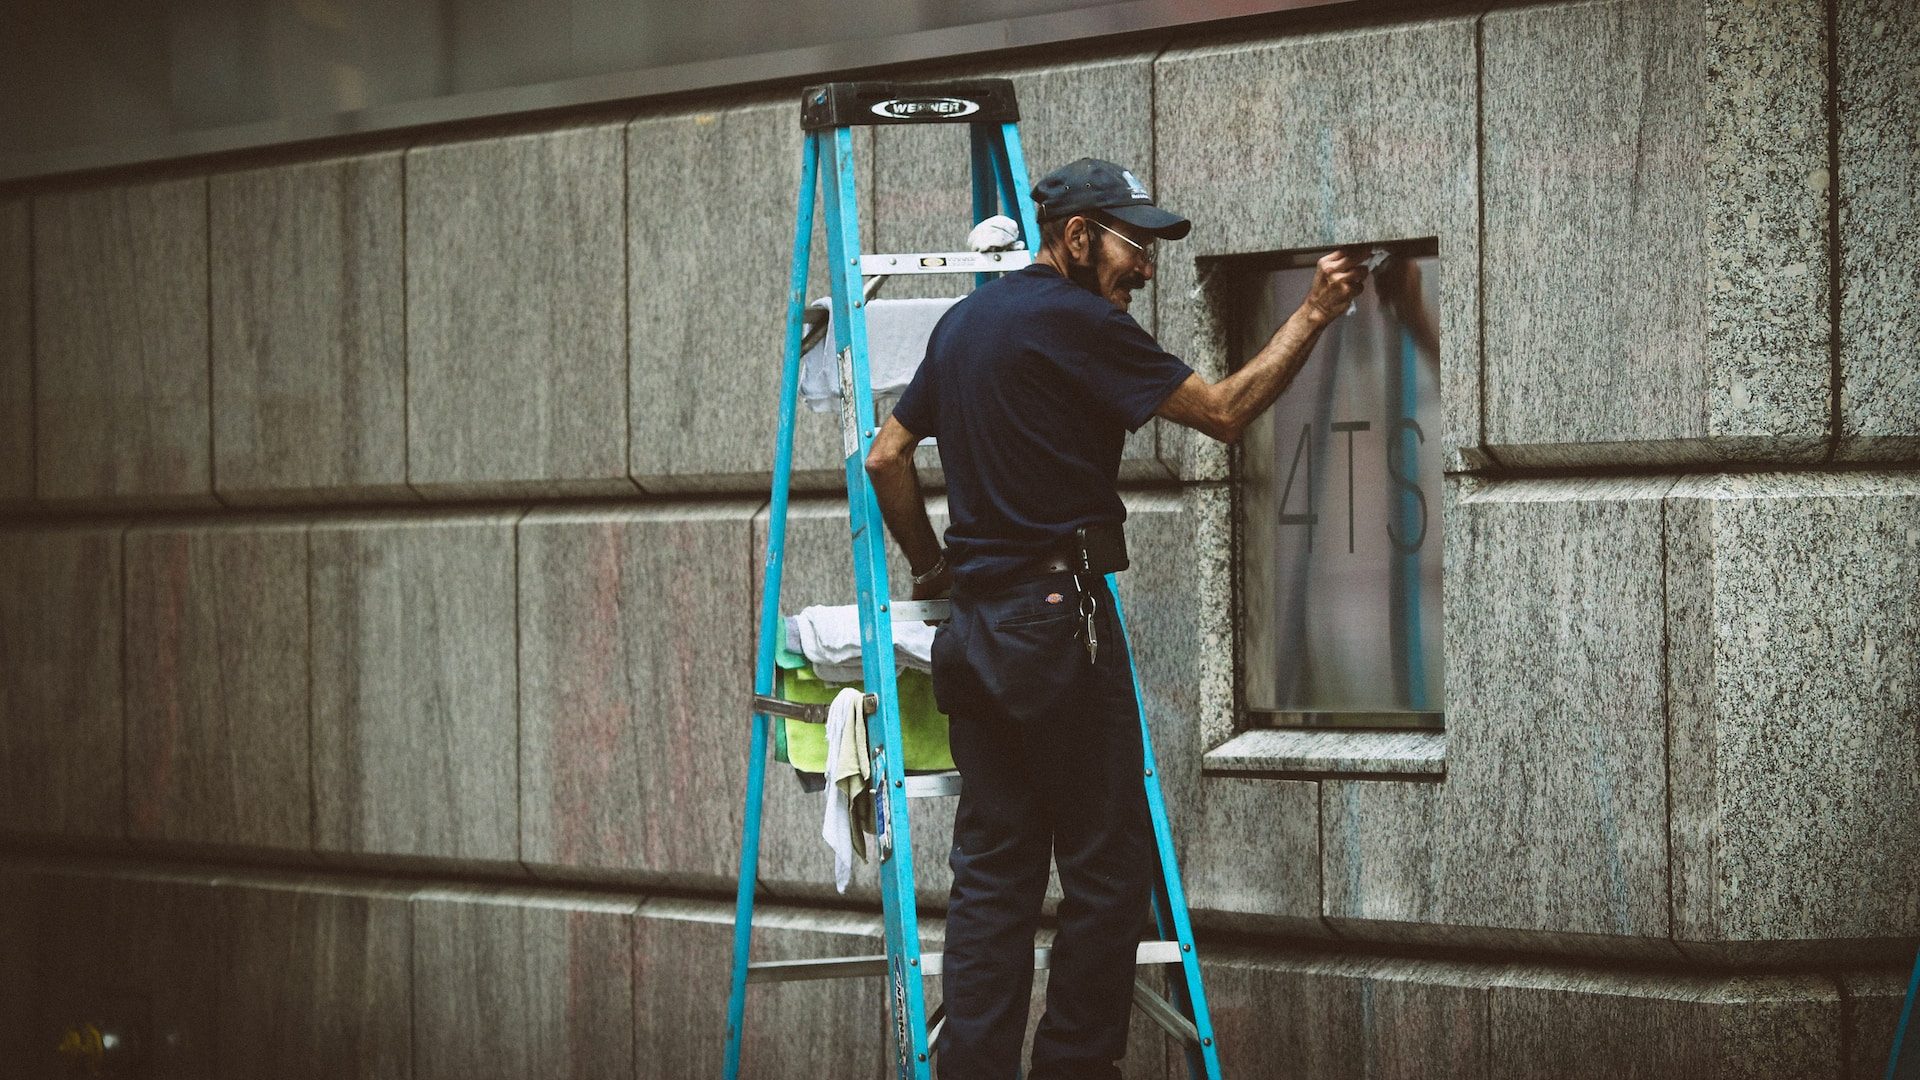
[1235,244,1445,729]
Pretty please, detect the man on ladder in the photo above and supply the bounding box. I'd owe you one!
[865,157,1371,1079]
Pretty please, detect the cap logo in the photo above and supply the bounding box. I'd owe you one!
[870,97,981,120]
[1121,169,1152,201]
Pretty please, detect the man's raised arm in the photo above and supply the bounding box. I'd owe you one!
[1155,247,1370,444]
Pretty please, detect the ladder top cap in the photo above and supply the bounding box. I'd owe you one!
[801,79,1020,130]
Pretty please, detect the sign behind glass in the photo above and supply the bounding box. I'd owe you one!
[1239,248,1445,723]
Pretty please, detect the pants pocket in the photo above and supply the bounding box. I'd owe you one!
[929,621,969,717]
[974,610,1088,724]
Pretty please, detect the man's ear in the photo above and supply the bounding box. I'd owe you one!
[1065,216,1091,260]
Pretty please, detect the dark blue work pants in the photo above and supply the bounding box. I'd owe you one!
[930,571,1154,1080]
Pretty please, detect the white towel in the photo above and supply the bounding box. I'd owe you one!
[788,605,936,685]
[799,297,959,413]
[821,687,871,892]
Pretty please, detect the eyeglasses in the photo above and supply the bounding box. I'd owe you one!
[1088,219,1157,266]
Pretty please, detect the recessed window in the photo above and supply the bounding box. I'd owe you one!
[1227,240,1445,731]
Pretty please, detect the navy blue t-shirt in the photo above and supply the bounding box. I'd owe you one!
[892,263,1193,590]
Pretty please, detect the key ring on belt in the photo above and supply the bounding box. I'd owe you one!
[1072,573,1099,666]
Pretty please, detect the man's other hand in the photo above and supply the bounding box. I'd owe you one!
[911,566,951,602]
[910,562,951,625]
[1302,247,1370,323]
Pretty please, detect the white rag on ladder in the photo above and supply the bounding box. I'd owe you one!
[787,604,935,685]
[821,687,871,893]
[798,297,958,413]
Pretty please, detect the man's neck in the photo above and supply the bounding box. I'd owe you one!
[1032,242,1070,277]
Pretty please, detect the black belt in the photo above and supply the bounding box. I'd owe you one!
[1025,522,1129,580]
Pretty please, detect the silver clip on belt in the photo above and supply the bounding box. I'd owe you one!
[1073,573,1099,666]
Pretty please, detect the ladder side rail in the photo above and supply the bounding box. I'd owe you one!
[968,124,999,290]
[992,122,1043,248]
[725,129,822,1080]
[1886,947,1920,1080]
[985,130,1021,237]
[757,128,824,705]
[1152,872,1210,1080]
[1107,573,1226,1080]
[820,122,935,1080]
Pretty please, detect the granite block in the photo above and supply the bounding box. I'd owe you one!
[1481,0,1829,466]
[406,125,633,496]
[0,198,29,505]
[1836,1,1920,460]
[1183,778,1324,936]
[632,898,887,1079]
[872,55,1164,478]
[1323,478,1677,956]
[310,512,520,868]
[518,503,759,885]
[627,101,867,493]
[1489,967,1841,1079]
[33,178,215,505]
[413,889,636,1080]
[1202,947,1492,1080]
[210,152,411,502]
[1156,19,1482,478]
[1116,486,1247,939]
[21,870,223,1080]
[1841,968,1912,1080]
[1667,473,1920,958]
[217,880,412,1080]
[124,519,310,853]
[1112,486,1232,847]
[0,524,124,839]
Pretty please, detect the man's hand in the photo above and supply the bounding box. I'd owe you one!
[1300,247,1371,323]
[910,559,951,625]
[910,561,951,602]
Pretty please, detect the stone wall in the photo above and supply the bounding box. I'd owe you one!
[1,0,1915,1076]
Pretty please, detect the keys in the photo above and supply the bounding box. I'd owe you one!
[1074,574,1099,667]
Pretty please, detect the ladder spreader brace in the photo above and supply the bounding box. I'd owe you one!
[726,77,1226,1080]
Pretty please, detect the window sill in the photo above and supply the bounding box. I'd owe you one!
[1203,728,1446,781]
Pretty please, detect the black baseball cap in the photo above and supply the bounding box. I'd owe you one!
[1032,157,1192,240]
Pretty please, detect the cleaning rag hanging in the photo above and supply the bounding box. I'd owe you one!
[821,686,871,893]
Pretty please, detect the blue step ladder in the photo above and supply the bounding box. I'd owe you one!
[725,78,1225,1080]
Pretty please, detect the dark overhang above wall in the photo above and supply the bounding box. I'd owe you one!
[1,0,1356,184]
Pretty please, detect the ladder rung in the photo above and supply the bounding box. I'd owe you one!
[860,250,1031,276]
[751,693,877,724]
[1132,980,1202,1048]
[747,940,1185,984]
[903,771,961,798]
[892,599,950,623]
